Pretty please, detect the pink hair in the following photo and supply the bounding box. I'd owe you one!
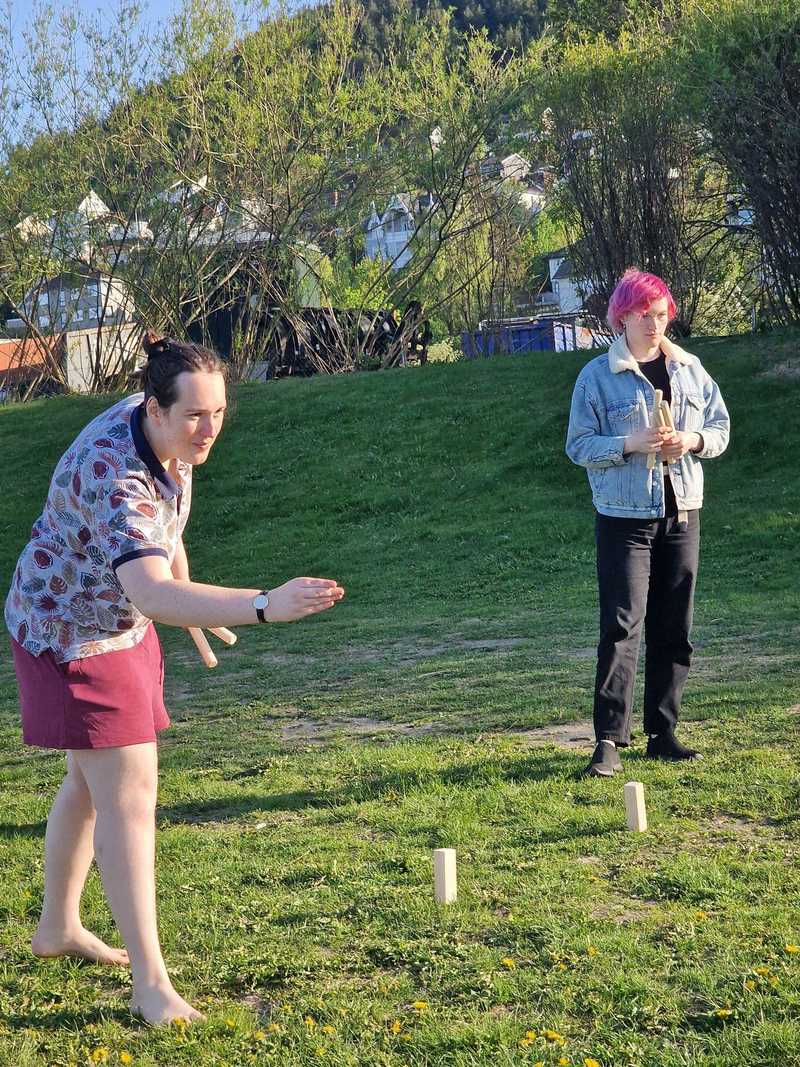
[607,268,677,334]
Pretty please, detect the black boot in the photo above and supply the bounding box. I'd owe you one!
[646,731,702,761]
[584,741,622,777]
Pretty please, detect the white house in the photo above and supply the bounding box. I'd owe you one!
[547,253,592,314]
[8,269,137,334]
[364,194,417,270]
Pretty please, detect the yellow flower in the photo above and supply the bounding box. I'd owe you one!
[543,1029,566,1043]
[524,1030,537,1040]
[401,1034,412,1042]
[281,1003,294,1014]
[754,966,770,976]
[744,980,756,991]
[390,1020,402,1034]
[321,1024,336,1035]
[555,962,568,971]
[785,944,800,954]
[585,1059,602,1067]
[769,976,780,987]
[253,1030,266,1041]
[305,1016,316,1029]
[267,1023,281,1033]
[519,1038,533,1049]
[558,1058,570,1065]
[120,1055,133,1066]
[714,1008,734,1018]
[315,1048,325,1058]
[89,1052,108,1065]
[694,910,709,920]
[501,957,516,969]
[586,946,598,957]
[411,1001,429,1012]
[224,1018,237,1029]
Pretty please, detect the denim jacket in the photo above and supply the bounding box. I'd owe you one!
[565,335,730,518]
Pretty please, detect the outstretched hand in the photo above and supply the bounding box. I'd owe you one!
[265,577,345,622]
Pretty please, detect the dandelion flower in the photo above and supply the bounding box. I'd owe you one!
[254,1031,266,1041]
[714,1008,734,1018]
[89,1052,108,1065]
[519,1038,533,1049]
[587,946,598,957]
[785,944,800,954]
[411,1001,429,1012]
[695,911,709,920]
[543,1029,566,1043]
[322,1025,336,1035]
[754,966,770,976]
[267,1023,281,1033]
[315,1048,325,1058]
[585,1059,602,1067]
[501,957,516,969]
[390,1020,402,1035]
[120,1055,133,1066]
[744,980,755,991]
[305,1016,316,1029]
[558,1058,570,1065]
[281,1003,294,1014]
[525,1030,537,1040]
[225,1018,237,1029]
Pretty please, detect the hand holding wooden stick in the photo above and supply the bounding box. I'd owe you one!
[188,626,238,668]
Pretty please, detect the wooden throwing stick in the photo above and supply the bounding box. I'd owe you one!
[646,388,664,469]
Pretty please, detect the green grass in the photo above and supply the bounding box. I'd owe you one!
[0,332,798,1066]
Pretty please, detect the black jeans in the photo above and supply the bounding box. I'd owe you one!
[593,510,700,745]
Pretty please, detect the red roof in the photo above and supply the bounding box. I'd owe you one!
[0,336,63,378]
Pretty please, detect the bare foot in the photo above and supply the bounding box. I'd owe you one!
[32,925,130,966]
[130,985,205,1026]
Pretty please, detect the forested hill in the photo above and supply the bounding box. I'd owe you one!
[339,0,549,56]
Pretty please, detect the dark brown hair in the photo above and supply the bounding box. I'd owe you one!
[140,330,227,409]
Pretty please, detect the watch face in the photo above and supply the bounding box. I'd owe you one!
[254,593,269,610]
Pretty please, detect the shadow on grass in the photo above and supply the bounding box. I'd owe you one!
[0,820,46,839]
[2,1002,134,1032]
[156,749,581,826]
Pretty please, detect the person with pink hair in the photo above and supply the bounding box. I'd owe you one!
[566,268,730,777]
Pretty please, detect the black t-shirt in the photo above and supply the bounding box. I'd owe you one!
[639,352,677,516]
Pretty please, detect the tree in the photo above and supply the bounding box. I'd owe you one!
[530,24,749,334]
[679,0,800,325]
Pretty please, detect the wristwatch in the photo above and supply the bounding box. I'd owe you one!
[253,590,270,623]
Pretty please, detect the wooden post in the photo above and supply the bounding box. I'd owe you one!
[659,398,675,431]
[433,848,457,904]
[624,781,648,832]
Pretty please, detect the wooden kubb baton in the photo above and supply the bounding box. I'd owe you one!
[646,388,664,469]
[188,626,238,668]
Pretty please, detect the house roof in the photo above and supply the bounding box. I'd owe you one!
[0,336,60,374]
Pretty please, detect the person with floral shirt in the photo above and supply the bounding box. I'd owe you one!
[5,332,345,1025]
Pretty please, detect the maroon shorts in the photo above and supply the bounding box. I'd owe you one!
[10,624,170,749]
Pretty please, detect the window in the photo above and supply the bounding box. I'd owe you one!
[38,314,49,327]
[59,291,66,307]
[38,293,48,307]
[74,308,84,322]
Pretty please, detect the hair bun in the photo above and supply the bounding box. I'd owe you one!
[142,329,169,360]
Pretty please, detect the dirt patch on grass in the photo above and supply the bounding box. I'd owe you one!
[343,636,529,665]
[590,899,658,924]
[511,720,595,750]
[760,359,800,381]
[281,717,440,743]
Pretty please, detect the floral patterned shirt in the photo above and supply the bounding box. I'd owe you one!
[5,393,192,662]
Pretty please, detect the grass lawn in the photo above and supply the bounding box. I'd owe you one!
[0,332,798,1066]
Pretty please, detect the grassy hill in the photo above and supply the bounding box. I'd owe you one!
[0,333,798,1065]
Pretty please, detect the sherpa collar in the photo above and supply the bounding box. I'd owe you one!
[608,333,694,374]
